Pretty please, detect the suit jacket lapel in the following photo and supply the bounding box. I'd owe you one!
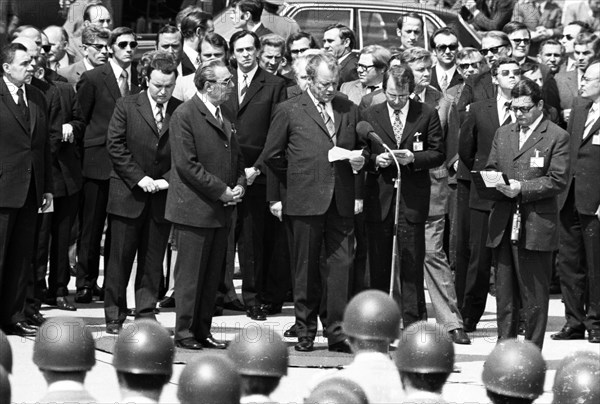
[400,100,421,147]
[192,95,227,139]
[332,97,343,136]
[161,100,177,137]
[103,63,121,101]
[28,87,37,134]
[239,68,264,112]
[137,92,159,136]
[509,123,520,158]
[301,92,330,140]
[515,120,547,159]
[489,99,500,128]
[0,80,29,133]
[582,117,600,143]
[374,102,396,146]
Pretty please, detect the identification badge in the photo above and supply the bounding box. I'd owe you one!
[413,132,423,152]
[530,149,544,168]
[593,134,600,146]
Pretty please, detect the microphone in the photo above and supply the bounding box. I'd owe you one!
[357,121,384,146]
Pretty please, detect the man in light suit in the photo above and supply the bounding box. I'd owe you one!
[484,78,569,349]
[459,57,521,333]
[166,60,246,350]
[104,52,182,334]
[59,26,109,89]
[322,24,359,87]
[0,43,53,336]
[75,26,140,304]
[362,65,444,328]
[340,45,391,105]
[553,60,600,344]
[221,30,286,321]
[262,52,365,353]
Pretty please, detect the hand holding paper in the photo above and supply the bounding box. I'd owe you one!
[328,147,364,173]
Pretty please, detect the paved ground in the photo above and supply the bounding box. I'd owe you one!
[6,268,600,404]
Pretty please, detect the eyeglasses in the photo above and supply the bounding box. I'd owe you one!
[210,76,233,86]
[561,34,574,41]
[357,64,375,71]
[479,45,506,56]
[499,68,521,77]
[385,92,410,101]
[510,104,536,113]
[290,47,309,55]
[116,41,138,49]
[511,38,531,45]
[435,44,458,52]
[85,43,109,51]
[41,44,52,53]
[458,62,480,69]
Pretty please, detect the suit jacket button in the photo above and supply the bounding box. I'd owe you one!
[225,144,228,148]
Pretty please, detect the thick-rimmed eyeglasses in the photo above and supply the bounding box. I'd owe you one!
[357,64,375,71]
[436,44,458,52]
[116,41,138,49]
[499,69,522,77]
[479,45,506,55]
[510,104,536,113]
[85,43,109,51]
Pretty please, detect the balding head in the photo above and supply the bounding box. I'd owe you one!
[12,37,40,58]
[44,25,69,64]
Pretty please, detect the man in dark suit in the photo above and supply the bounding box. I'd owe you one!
[231,0,273,38]
[459,57,520,333]
[362,65,444,329]
[166,60,245,350]
[58,26,110,89]
[484,78,569,349]
[553,60,600,344]
[43,26,76,71]
[430,27,463,93]
[221,30,286,321]
[322,24,359,87]
[75,27,140,303]
[0,43,53,336]
[104,52,182,334]
[180,10,213,76]
[262,52,365,353]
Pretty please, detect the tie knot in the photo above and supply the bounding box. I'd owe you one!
[504,102,511,108]
[17,87,23,95]
[157,103,163,111]
[521,125,530,132]
[121,70,128,79]
[394,109,400,117]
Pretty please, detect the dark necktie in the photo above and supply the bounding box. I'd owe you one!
[501,102,512,126]
[393,110,403,147]
[318,102,336,143]
[239,74,248,103]
[155,103,164,132]
[215,106,224,128]
[119,70,129,97]
[413,94,421,102]
[366,86,378,93]
[16,88,29,122]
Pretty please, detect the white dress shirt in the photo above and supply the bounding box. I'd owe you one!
[387,100,409,134]
[435,63,457,90]
[583,101,600,138]
[237,64,258,100]
[496,92,514,124]
[307,88,334,126]
[3,76,27,106]
[147,91,168,121]
[519,113,544,149]
[183,43,200,70]
[109,58,131,89]
[196,91,221,121]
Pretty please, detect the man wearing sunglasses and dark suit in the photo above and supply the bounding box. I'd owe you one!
[430,27,463,94]
[75,27,140,304]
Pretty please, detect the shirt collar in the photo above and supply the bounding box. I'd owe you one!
[146,90,168,113]
[386,99,409,119]
[183,43,200,68]
[47,380,85,393]
[411,88,426,102]
[522,112,544,134]
[307,88,334,118]
[250,22,264,32]
[338,51,351,64]
[197,91,220,119]
[435,63,457,82]
[109,58,131,82]
[3,75,25,95]
[52,53,70,70]
[238,64,259,85]
[83,58,95,71]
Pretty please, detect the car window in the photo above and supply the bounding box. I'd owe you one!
[290,7,353,47]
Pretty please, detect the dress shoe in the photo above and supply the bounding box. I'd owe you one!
[449,328,471,345]
[55,296,77,311]
[126,308,160,317]
[27,312,46,327]
[284,325,297,338]
[200,336,228,349]
[3,322,37,337]
[549,283,561,294]
[159,296,175,308]
[176,338,203,350]
[223,300,246,311]
[92,285,104,301]
[551,326,585,340]
[463,318,477,333]
[589,330,600,343]
[295,337,314,352]
[106,321,122,335]
[246,305,267,321]
[74,288,92,303]
[261,302,282,315]
[328,340,352,354]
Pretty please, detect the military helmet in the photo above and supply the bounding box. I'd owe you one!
[395,321,454,374]
[552,351,600,404]
[112,319,174,376]
[177,354,241,404]
[227,330,288,377]
[33,317,95,371]
[482,339,546,400]
[343,290,401,341]
[306,377,369,404]
[0,330,12,373]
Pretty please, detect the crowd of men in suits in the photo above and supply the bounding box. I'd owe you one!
[0,0,600,361]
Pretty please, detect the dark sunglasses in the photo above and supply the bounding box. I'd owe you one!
[561,34,574,41]
[511,37,531,45]
[479,44,506,55]
[290,47,309,55]
[499,68,522,77]
[458,62,480,69]
[436,44,458,52]
[41,44,52,53]
[510,104,536,113]
[116,41,138,49]
[85,43,109,51]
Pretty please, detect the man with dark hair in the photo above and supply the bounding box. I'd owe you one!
[430,27,462,93]
[459,57,521,333]
[286,31,318,63]
[560,22,591,72]
[166,60,245,350]
[221,30,286,322]
[322,24,358,87]
[538,39,564,75]
[553,59,600,344]
[0,43,53,336]
[156,25,183,75]
[258,34,285,75]
[340,45,391,105]
[362,65,444,327]
[396,13,423,51]
[180,11,213,76]
[503,22,537,66]
[485,78,569,348]
[231,0,272,37]
[103,51,182,334]
[64,3,113,63]
[58,25,110,88]
[262,52,365,353]
[75,26,141,304]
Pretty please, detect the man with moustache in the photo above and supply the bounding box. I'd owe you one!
[166,59,245,350]
[103,52,182,334]
[75,27,140,304]
[459,57,521,333]
[59,26,110,88]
